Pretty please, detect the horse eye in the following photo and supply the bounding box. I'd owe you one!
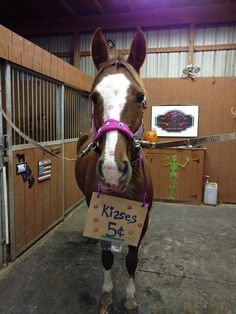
[91,93,98,104]
[136,93,146,106]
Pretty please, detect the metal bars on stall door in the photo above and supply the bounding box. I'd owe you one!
[10,66,92,145]
[64,87,92,140]
[11,66,60,145]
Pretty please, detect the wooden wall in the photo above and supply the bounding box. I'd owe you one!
[0,25,93,92]
[143,77,236,203]
[13,142,83,256]
[13,145,62,254]
[64,142,83,212]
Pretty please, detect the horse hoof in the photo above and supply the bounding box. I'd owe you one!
[124,297,138,313]
[98,292,113,314]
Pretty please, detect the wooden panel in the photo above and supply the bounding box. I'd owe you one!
[64,141,83,211]
[34,149,44,235]
[0,25,92,92]
[143,77,236,203]
[50,145,62,223]
[13,146,64,255]
[145,148,205,204]
[13,150,26,252]
[24,149,36,243]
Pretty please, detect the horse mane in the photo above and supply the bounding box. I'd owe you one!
[91,55,146,94]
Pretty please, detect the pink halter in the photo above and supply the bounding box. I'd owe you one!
[93,118,144,143]
[93,118,147,208]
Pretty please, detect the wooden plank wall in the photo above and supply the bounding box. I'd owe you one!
[13,142,84,255]
[64,142,83,211]
[143,77,236,203]
[0,25,93,92]
[13,141,83,255]
[13,145,63,254]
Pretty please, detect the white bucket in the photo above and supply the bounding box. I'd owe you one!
[204,182,218,205]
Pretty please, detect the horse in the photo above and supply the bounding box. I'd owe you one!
[75,27,153,313]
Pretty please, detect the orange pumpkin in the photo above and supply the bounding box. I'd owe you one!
[144,130,158,142]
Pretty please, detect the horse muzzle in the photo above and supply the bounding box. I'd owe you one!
[97,159,132,193]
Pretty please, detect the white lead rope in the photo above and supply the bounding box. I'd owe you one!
[1,108,236,161]
[0,108,77,161]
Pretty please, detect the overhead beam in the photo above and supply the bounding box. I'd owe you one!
[80,43,236,57]
[4,4,236,35]
[58,0,78,17]
[27,0,50,19]
[93,0,104,15]
[127,0,134,12]
[1,3,24,21]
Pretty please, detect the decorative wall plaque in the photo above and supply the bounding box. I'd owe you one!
[152,105,199,137]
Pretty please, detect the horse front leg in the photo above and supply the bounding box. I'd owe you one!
[99,247,114,314]
[125,245,139,313]
[125,214,149,313]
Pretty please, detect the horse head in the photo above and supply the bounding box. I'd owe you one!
[90,27,147,194]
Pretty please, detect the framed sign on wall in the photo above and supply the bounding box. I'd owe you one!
[152,105,199,137]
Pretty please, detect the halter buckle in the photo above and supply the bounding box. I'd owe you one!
[133,140,141,149]
[77,142,96,159]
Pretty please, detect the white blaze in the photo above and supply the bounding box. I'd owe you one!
[95,73,131,186]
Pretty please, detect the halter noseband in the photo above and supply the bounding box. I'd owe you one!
[93,118,144,144]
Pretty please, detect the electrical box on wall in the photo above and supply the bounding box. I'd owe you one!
[16,162,27,174]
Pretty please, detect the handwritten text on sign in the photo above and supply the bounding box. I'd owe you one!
[83,192,148,246]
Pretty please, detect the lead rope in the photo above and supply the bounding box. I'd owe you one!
[0,108,77,161]
[139,153,148,208]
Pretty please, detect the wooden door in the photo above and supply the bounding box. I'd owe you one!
[145,149,205,204]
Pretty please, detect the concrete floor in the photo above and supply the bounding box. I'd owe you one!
[0,201,236,314]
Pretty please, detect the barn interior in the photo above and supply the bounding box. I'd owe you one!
[0,1,236,313]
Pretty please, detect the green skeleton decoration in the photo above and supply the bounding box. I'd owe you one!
[163,155,190,200]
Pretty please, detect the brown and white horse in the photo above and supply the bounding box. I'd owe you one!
[75,28,153,313]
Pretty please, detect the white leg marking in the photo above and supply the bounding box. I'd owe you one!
[103,270,113,293]
[126,277,136,299]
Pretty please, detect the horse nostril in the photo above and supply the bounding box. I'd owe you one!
[119,160,130,184]
[97,159,105,182]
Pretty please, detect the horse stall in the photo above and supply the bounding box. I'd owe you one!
[0,26,93,264]
[0,2,236,313]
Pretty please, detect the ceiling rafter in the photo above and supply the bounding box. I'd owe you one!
[3,3,236,35]
[27,1,50,19]
[58,0,78,17]
[93,0,104,15]
[2,3,24,21]
[127,0,134,12]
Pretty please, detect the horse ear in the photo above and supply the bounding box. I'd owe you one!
[127,27,147,73]
[91,28,109,69]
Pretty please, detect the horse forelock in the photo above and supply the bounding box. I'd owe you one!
[91,57,145,93]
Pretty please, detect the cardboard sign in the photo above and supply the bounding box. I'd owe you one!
[83,192,148,247]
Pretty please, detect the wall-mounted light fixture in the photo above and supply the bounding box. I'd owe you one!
[182,64,200,79]
[107,39,115,49]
